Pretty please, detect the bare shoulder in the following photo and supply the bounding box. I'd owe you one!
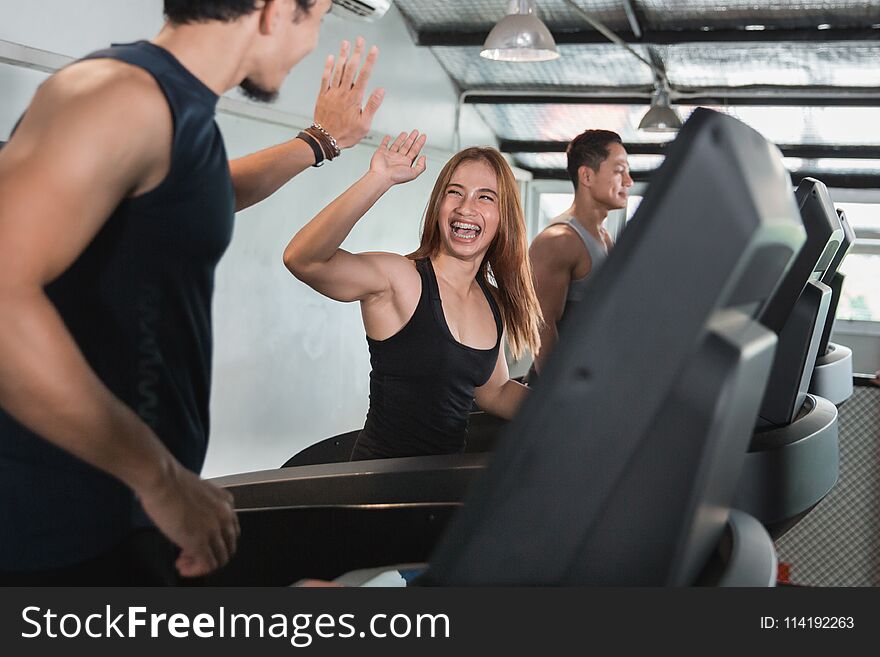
[11,59,173,194]
[359,251,416,272]
[19,59,171,159]
[359,252,420,292]
[36,59,168,123]
[530,223,583,268]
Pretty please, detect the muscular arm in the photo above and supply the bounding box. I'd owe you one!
[283,130,427,303]
[528,228,578,374]
[0,63,237,577]
[230,39,385,212]
[474,346,528,420]
[229,138,318,212]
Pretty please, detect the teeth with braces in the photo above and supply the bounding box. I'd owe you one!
[452,221,481,232]
[451,221,481,241]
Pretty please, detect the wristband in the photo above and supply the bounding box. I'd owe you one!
[296,131,325,167]
[310,122,342,159]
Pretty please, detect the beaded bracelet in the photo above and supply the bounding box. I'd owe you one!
[310,122,341,159]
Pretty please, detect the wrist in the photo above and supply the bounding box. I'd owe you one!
[123,429,179,501]
[308,123,341,160]
[362,169,396,193]
[296,131,325,167]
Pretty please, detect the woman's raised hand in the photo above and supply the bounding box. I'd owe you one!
[370,130,428,185]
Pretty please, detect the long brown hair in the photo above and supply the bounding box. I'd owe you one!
[408,147,542,360]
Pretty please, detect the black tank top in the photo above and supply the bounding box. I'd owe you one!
[352,258,503,459]
[0,41,234,571]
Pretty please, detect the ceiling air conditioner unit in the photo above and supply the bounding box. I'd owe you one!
[331,0,392,21]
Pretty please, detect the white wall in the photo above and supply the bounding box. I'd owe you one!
[0,1,497,477]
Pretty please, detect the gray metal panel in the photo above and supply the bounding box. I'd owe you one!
[474,103,677,141]
[810,343,854,404]
[717,511,778,587]
[395,0,631,31]
[514,151,663,170]
[782,157,880,174]
[432,44,654,89]
[757,282,833,426]
[737,395,840,528]
[515,152,880,172]
[638,0,880,31]
[212,453,488,509]
[476,103,880,145]
[661,41,880,88]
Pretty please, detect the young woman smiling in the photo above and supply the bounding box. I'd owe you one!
[284,131,541,459]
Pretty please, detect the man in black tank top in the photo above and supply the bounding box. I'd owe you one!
[528,130,632,384]
[0,0,385,584]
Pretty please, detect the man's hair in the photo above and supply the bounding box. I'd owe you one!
[164,0,316,24]
[566,129,623,190]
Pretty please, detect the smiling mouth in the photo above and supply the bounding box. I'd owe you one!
[451,221,482,240]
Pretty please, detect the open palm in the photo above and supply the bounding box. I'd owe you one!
[370,130,428,185]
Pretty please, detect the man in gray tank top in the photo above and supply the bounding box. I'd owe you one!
[527,130,632,382]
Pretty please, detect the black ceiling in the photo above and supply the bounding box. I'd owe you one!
[394,0,880,184]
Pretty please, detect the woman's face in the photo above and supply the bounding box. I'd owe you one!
[437,160,501,261]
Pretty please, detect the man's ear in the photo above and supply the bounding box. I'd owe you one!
[258,0,281,36]
[578,164,593,188]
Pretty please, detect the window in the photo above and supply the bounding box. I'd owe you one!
[538,192,573,230]
[834,201,880,322]
[625,195,643,223]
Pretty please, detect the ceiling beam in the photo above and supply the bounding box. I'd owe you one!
[620,0,643,39]
[501,141,880,159]
[417,26,880,47]
[464,90,880,107]
[526,168,880,189]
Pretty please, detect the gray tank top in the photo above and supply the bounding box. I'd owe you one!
[552,214,609,304]
[524,214,610,386]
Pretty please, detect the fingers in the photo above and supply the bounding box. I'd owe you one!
[209,532,231,571]
[176,549,217,579]
[362,88,385,124]
[174,514,237,579]
[330,40,350,89]
[400,129,419,153]
[409,134,428,162]
[382,131,427,163]
[176,487,238,579]
[353,45,379,103]
[294,579,346,587]
[413,155,428,176]
[319,54,334,94]
[340,37,364,91]
[389,131,409,151]
[398,131,427,161]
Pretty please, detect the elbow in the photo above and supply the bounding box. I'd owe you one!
[474,389,498,417]
[282,244,311,281]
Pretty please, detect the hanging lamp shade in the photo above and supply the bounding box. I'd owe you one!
[638,88,683,132]
[480,0,560,62]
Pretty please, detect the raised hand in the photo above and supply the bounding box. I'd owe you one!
[313,38,385,150]
[370,130,428,185]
